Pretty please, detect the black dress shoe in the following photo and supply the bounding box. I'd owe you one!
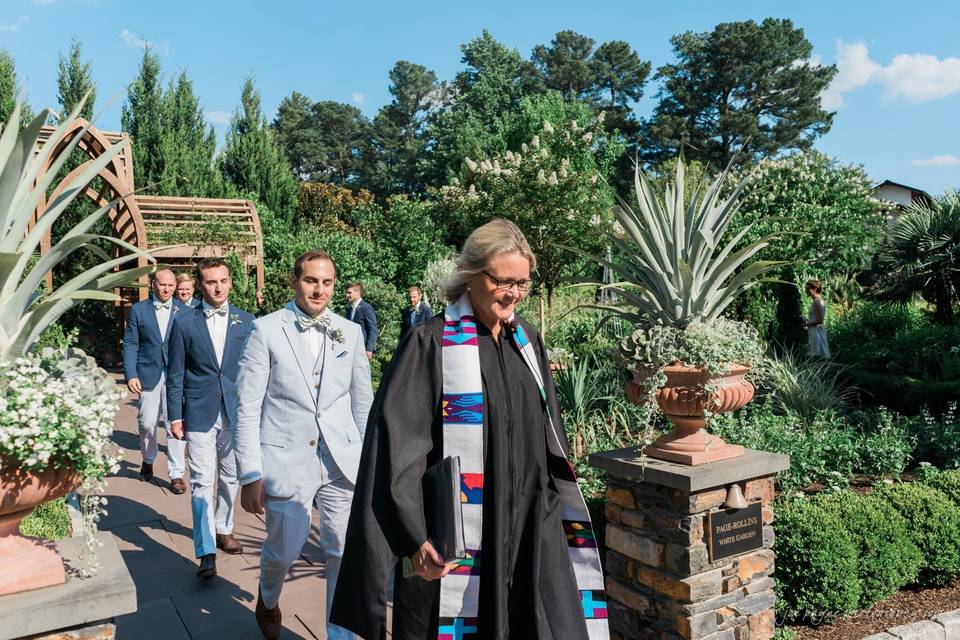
[139,462,154,482]
[256,588,282,640]
[196,554,217,579]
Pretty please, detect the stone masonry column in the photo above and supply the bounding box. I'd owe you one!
[590,448,790,640]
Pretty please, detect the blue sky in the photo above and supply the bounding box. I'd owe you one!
[2,0,960,193]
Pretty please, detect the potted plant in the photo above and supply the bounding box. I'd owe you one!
[575,158,783,465]
[0,100,155,595]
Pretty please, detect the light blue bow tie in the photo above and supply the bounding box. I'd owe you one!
[154,300,172,311]
[296,314,331,332]
[204,305,228,318]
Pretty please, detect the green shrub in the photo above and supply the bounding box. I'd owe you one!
[925,469,960,505]
[774,497,862,621]
[819,492,922,607]
[877,481,960,586]
[712,402,913,493]
[19,497,71,540]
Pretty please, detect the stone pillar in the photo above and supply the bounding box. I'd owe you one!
[590,448,790,640]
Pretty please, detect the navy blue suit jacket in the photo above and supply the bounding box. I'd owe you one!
[349,299,379,353]
[122,298,188,391]
[400,302,433,338]
[165,304,255,432]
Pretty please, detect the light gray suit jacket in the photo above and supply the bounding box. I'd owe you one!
[234,303,374,499]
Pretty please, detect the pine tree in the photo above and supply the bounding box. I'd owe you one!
[0,48,34,126]
[159,71,220,197]
[121,49,166,191]
[57,39,96,121]
[219,77,298,215]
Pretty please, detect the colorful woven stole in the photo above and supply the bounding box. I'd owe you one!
[439,295,609,640]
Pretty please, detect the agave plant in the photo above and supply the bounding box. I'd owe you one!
[0,99,155,360]
[574,158,786,329]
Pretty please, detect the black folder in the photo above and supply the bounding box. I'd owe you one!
[423,455,466,561]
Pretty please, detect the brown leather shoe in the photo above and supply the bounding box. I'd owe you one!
[169,478,186,494]
[255,589,282,640]
[216,533,243,555]
[139,462,154,482]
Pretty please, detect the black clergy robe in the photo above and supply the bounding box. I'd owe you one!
[331,315,589,640]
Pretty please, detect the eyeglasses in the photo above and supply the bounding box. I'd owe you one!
[482,270,533,292]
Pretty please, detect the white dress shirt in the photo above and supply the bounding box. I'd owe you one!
[293,305,330,362]
[349,298,362,321]
[154,299,172,339]
[202,300,229,366]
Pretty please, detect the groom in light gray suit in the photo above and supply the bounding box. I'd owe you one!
[235,249,373,640]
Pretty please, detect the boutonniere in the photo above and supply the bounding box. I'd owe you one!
[327,327,344,344]
[230,313,243,326]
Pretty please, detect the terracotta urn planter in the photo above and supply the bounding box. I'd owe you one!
[631,364,755,465]
[0,459,80,596]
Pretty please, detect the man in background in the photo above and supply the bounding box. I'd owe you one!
[345,283,377,360]
[176,272,201,308]
[122,268,188,494]
[399,285,432,339]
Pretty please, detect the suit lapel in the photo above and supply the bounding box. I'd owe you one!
[221,305,244,371]
[281,308,319,407]
[164,303,180,342]
[144,302,163,344]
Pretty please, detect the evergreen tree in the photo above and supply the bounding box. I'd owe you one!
[219,77,298,215]
[273,91,319,179]
[57,39,96,121]
[0,48,34,126]
[640,18,837,169]
[159,71,221,197]
[531,30,596,100]
[121,49,166,190]
[364,61,439,195]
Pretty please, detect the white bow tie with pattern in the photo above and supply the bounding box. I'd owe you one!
[154,300,172,310]
[296,314,331,332]
[204,305,228,318]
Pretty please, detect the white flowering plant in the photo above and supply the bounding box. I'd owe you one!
[0,347,122,573]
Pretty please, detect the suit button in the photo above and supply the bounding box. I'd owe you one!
[316,411,322,419]
[216,393,221,397]
[219,373,223,379]
[309,440,316,447]
[313,370,319,376]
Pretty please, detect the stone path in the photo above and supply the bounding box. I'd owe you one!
[104,387,355,640]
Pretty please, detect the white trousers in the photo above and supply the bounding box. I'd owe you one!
[137,372,186,479]
[260,442,357,640]
[185,415,239,558]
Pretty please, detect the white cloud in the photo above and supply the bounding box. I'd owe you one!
[911,154,960,167]
[351,92,365,105]
[881,53,960,103]
[204,111,232,126]
[822,40,960,109]
[0,16,30,33]
[119,29,170,55]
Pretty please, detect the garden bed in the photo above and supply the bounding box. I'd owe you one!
[790,578,960,640]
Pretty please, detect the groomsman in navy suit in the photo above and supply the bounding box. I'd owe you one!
[122,268,188,493]
[167,258,255,578]
[345,282,378,360]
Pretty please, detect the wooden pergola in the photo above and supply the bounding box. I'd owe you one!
[29,119,265,349]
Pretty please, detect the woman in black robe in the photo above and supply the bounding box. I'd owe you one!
[331,220,592,639]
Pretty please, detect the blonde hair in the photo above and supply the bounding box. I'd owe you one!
[175,272,194,284]
[442,219,537,303]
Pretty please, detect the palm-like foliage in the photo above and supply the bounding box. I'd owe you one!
[573,158,785,328]
[871,191,960,324]
[764,349,856,419]
[0,99,156,360]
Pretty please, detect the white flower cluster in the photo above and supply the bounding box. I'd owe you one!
[0,350,123,575]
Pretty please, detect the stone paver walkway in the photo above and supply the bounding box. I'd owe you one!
[105,386,346,640]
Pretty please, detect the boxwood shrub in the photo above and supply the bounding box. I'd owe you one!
[774,498,862,621]
[876,481,960,586]
[818,492,922,607]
